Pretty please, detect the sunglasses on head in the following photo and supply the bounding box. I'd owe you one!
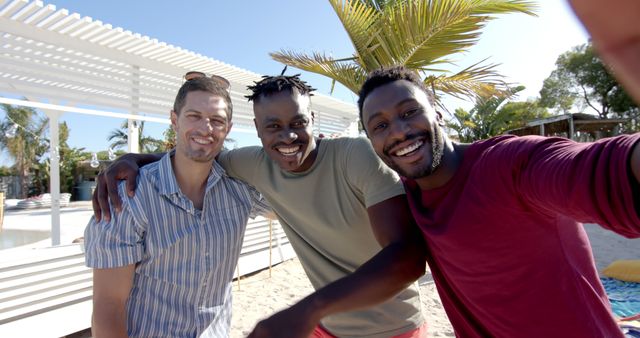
[184,71,230,91]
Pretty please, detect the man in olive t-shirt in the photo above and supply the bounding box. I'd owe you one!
[217,137,424,337]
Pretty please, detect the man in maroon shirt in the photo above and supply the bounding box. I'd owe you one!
[358,65,640,337]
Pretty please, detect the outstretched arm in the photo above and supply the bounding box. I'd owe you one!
[92,152,163,222]
[631,140,640,215]
[248,195,427,338]
[632,139,640,183]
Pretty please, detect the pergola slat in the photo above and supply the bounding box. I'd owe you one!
[23,4,54,24]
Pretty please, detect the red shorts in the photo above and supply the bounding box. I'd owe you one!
[310,322,428,338]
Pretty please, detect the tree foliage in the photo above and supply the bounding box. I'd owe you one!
[447,86,550,142]
[539,42,638,130]
[0,104,48,198]
[271,0,536,103]
[108,120,164,153]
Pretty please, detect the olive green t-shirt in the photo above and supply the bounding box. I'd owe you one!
[218,137,424,337]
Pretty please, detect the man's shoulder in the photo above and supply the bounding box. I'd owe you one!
[219,146,266,166]
[324,136,371,150]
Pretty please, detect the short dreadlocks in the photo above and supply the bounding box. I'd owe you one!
[246,67,316,103]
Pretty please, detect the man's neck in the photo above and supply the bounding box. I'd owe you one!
[415,140,470,191]
[171,152,213,210]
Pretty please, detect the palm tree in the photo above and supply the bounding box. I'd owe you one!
[447,85,549,141]
[0,104,48,198]
[271,0,536,103]
[108,120,163,153]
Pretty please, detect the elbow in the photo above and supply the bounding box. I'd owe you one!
[393,242,428,284]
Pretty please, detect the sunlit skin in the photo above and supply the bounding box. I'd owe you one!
[362,80,466,190]
[171,90,232,166]
[253,90,319,173]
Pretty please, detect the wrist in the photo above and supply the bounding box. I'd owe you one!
[297,293,327,324]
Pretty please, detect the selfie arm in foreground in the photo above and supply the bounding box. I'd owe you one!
[248,194,428,338]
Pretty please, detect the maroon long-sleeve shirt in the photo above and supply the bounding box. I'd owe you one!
[403,134,640,338]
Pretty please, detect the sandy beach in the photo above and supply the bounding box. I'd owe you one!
[231,223,640,337]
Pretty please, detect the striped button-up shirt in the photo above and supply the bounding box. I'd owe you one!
[85,153,270,337]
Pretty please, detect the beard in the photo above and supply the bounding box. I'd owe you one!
[185,149,216,163]
[383,126,445,179]
[181,137,220,163]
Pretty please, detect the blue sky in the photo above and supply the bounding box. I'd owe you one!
[1,0,589,166]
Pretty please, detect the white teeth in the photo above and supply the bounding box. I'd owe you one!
[277,145,300,155]
[192,137,213,145]
[395,141,423,156]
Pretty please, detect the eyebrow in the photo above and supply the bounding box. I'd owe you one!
[183,109,228,121]
[262,114,308,124]
[365,97,417,124]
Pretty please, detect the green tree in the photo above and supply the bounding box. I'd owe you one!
[31,122,96,195]
[540,42,638,130]
[447,86,549,141]
[108,120,164,153]
[0,166,15,176]
[271,0,536,102]
[162,126,176,151]
[0,104,48,198]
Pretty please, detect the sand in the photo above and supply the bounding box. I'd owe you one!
[230,223,640,337]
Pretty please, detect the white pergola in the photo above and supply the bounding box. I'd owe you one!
[0,0,359,245]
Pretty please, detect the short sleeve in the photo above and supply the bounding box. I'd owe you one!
[344,137,405,207]
[84,184,145,268]
[247,185,272,219]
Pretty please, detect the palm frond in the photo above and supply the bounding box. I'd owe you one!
[426,59,510,101]
[328,0,383,69]
[270,50,368,93]
[375,0,536,67]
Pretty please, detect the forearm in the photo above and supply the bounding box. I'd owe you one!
[297,238,426,321]
[631,140,640,217]
[631,139,640,183]
[92,303,128,338]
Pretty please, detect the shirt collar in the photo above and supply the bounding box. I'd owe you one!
[157,152,227,196]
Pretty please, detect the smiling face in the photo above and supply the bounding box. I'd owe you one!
[362,80,445,179]
[253,89,317,172]
[171,90,232,163]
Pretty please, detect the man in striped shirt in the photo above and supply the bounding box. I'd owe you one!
[84,76,270,337]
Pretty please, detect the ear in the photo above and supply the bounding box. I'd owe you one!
[171,111,178,129]
[226,121,233,134]
[436,110,445,127]
[253,118,262,138]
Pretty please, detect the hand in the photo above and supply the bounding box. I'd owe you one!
[247,305,319,338]
[569,0,640,103]
[92,154,140,222]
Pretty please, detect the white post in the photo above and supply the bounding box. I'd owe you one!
[46,110,61,246]
[128,119,140,153]
[128,67,141,153]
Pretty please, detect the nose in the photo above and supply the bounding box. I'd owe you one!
[200,118,214,133]
[387,118,409,141]
[279,129,298,143]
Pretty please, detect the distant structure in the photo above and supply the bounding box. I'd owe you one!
[506,113,628,141]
